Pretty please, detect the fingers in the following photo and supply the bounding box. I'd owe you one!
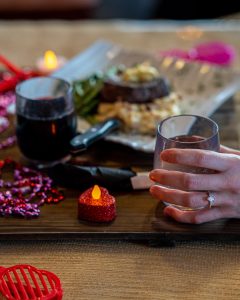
[160,148,235,172]
[163,205,235,224]
[151,147,240,224]
[220,145,240,156]
[150,185,238,209]
[150,169,224,191]
[150,185,208,209]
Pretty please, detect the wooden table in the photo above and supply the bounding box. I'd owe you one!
[1,20,240,300]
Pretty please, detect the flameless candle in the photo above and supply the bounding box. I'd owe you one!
[78,185,116,222]
[92,184,101,200]
[36,50,67,75]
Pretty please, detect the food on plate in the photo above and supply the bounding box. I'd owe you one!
[97,92,181,134]
[102,62,170,103]
[73,73,103,119]
[122,62,161,82]
[73,62,182,135]
[78,185,116,222]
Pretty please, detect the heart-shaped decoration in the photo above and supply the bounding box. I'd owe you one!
[0,264,62,300]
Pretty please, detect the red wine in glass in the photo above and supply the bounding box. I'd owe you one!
[16,112,76,162]
[16,77,77,167]
[162,134,219,174]
[154,114,220,210]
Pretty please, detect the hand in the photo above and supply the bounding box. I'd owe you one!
[149,146,240,224]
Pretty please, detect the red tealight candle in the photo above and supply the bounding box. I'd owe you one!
[78,185,116,222]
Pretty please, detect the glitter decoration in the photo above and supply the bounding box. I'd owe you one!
[0,54,40,151]
[78,185,116,222]
[0,158,64,218]
[0,91,16,117]
[0,91,16,149]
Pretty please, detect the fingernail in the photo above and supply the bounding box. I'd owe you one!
[160,151,169,161]
[149,185,159,198]
[149,171,155,181]
[161,149,173,161]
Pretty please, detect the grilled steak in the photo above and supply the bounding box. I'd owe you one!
[101,76,171,103]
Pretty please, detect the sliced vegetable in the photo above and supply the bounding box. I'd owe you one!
[73,73,103,119]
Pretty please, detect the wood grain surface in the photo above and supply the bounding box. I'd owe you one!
[1,100,240,244]
[1,20,240,300]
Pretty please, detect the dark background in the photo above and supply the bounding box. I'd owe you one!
[1,0,240,20]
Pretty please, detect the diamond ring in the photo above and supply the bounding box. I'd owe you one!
[207,192,215,208]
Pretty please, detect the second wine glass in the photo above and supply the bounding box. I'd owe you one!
[154,114,220,211]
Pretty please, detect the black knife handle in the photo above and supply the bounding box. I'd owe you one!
[49,164,136,191]
[70,118,121,153]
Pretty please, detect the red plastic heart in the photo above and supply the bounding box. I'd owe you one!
[0,264,62,300]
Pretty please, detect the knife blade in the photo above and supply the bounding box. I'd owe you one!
[48,163,153,191]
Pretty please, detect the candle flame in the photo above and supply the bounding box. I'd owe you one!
[92,185,101,200]
[51,123,56,135]
[44,50,58,70]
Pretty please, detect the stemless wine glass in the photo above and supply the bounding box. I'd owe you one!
[154,114,220,211]
[16,77,77,168]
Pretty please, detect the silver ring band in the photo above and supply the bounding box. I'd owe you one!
[207,192,215,208]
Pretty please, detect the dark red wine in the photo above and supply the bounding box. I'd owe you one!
[16,112,77,162]
[163,134,219,174]
[171,135,204,143]
[169,134,219,151]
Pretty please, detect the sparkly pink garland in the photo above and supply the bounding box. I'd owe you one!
[0,91,16,149]
[0,159,64,218]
